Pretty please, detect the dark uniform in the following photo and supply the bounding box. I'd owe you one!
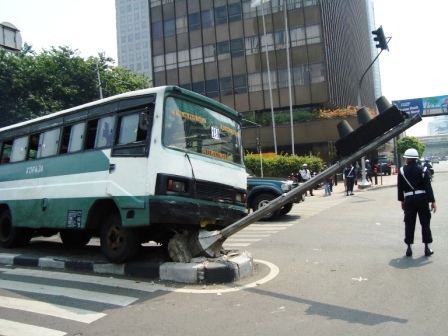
[344,164,355,196]
[397,160,435,246]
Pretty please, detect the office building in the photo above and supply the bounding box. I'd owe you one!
[118,0,381,155]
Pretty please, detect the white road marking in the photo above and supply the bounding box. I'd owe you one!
[0,318,66,336]
[0,296,106,323]
[0,280,137,306]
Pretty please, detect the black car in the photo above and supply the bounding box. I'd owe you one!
[373,157,392,175]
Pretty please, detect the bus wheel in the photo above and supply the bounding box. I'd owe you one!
[60,230,92,246]
[100,214,138,263]
[0,210,31,248]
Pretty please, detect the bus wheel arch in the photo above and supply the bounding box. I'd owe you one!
[100,213,139,263]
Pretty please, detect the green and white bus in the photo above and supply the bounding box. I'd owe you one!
[0,86,247,263]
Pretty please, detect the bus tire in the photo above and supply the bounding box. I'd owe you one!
[100,214,138,263]
[0,210,31,248]
[60,230,92,246]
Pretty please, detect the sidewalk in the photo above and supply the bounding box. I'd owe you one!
[329,173,397,196]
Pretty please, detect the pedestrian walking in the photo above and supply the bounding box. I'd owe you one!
[322,165,331,196]
[365,159,373,182]
[398,148,437,257]
[344,163,355,196]
[299,164,314,196]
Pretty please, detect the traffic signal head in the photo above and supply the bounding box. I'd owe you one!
[335,97,404,156]
[372,26,389,51]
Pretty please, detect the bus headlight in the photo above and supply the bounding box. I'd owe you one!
[236,192,246,203]
[167,179,186,192]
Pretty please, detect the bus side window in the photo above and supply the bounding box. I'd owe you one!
[85,119,99,150]
[1,140,12,164]
[95,116,115,148]
[37,128,61,158]
[117,114,141,145]
[60,122,85,154]
[10,136,28,162]
[28,134,40,160]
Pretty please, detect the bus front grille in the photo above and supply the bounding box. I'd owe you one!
[195,182,234,203]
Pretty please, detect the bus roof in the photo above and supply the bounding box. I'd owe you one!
[0,86,241,136]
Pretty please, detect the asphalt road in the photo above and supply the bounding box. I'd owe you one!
[1,161,447,335]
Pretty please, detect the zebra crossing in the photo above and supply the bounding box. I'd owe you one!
[0,267,160,336]
[223,194,348,249]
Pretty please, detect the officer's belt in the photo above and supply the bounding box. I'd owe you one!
[404,190,426,197]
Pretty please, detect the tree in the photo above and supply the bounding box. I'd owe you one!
[397,136,426,158]
[0,45,151,128]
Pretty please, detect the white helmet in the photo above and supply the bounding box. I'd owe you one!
[403,148,419,159]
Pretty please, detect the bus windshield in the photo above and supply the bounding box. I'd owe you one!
[163,96,243,164]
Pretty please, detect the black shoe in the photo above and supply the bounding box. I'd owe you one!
[350,193,354,195]
[406,246,412,257]
[425,245,434,256]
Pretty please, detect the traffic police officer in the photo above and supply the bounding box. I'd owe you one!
[398,148,437,257]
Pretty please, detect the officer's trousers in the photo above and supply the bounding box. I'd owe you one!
[403,194,433,244]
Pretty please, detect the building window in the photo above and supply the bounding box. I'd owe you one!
[153,55,165,72]
[189,12,201,31]
[309,63,325,83]
[293,64,309,85]
[248,73,262,92]
[190,46,203,65]
[263,70,277,89]
[217,41,230,60]
[220,77,233,96]
[192,81,205,95]
[274,30,286,49]
[228,3,242,22]
[152,21,163,39]
[206,79,219,98]
[245,35,259,55]
[215,6,228,25]
[164,19,175,37]
[201,9,214,28]
[165,52,177,70]
[260,32,274,51]
[234,75,247,93]
[277,68,289,88]
[178,50,189,67]
[176,15,188,34]
[306,24,321,44]
[230,38,244,58]
[204,44,216,63]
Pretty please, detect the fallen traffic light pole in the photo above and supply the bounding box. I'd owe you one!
[169,113,422,262]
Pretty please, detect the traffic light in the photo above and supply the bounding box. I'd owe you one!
[372,26,389,51]
[335,97,405,156]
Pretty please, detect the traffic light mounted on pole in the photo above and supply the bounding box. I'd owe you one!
[372,26,389,51]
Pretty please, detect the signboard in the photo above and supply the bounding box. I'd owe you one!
[392,95,448,117]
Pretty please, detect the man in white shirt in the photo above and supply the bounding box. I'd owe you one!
[299,164,314,196]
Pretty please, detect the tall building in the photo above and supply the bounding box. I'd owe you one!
[115,0,152,79]
[117,0,381,156]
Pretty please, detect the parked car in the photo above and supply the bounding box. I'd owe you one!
[441,156,446,161]
[430,156,440,164]
[246,169,305,221]
[373,157,392,175]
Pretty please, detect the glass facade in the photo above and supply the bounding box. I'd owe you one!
[115,0,152,79]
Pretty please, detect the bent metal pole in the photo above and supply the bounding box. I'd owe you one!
[188,114,422,258]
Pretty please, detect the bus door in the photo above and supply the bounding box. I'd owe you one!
[107,108,153,210]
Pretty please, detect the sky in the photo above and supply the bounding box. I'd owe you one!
[1,0,447,136]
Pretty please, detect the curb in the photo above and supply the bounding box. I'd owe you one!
[0,251,254,284]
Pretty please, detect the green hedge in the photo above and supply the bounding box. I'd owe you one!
[244,153,324,177]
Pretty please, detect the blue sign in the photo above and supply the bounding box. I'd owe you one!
[393,95,448,117]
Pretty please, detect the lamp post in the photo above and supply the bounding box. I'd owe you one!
[284,0,294,155]
[251,0,277,155]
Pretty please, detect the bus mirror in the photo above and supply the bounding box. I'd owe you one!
[139,112,148,130]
